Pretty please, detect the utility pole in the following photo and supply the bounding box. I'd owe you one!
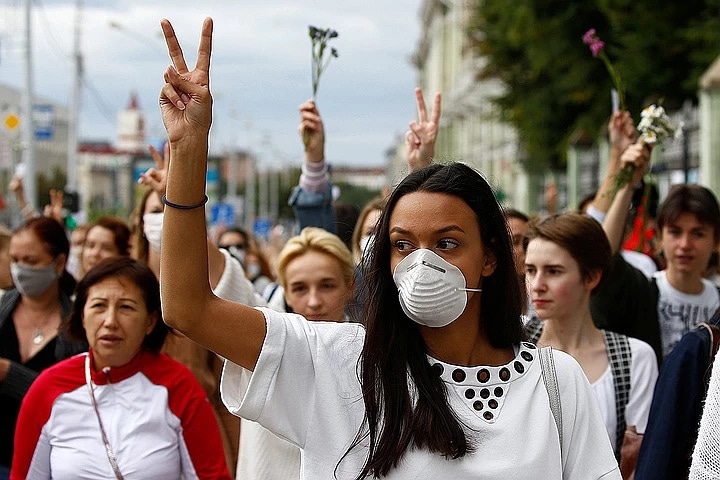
[21,0,37,209]
[66,0,83,195]
[244,153,255,232]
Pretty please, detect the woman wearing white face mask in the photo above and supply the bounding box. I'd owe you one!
[159,19,619,479]
[0,217,87,478]
[132,188,165,278]
[351,196,385,267]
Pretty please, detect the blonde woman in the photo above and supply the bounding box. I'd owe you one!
[237,226,355,480]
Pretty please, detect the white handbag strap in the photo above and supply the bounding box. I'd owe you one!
[539,346,563,457]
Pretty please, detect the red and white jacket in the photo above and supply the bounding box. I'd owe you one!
[11,349,231,479]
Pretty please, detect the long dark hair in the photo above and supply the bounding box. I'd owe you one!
[345,163,524,478]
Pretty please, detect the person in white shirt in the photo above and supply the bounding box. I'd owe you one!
[236,226,355,480]
[524,213,658,477]
[157,18,620,479]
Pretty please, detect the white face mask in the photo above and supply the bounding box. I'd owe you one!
[392,248,482,328]
[143,212,164,253]
[66,246,83,280]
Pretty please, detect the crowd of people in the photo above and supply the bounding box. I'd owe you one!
[1,15,720,480]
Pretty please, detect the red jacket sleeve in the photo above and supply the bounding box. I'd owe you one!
[153,355,232,480]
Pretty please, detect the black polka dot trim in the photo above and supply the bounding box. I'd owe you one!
[426,343,536,425]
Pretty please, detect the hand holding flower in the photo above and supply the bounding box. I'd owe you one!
[619,142,651,188]
[608,110,636,158]
[611,104,679,194]
[298,100,325,164]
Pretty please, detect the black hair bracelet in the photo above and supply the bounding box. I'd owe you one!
[161,194,209,210]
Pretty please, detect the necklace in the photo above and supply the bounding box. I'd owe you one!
[17,306,58,347]
[33,328,45,345]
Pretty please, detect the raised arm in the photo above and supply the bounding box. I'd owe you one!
[602,142,650,255]
[290,100,336,232]
[405,87,441,172]
[158,18,265,370]
[590,110,636,215]
[139,141,226,288]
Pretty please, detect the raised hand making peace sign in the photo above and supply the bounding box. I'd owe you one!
[159,18,214,144]
[405,87,441,172]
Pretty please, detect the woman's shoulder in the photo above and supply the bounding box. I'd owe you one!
[627,336,657,358]
[547,348,590,389]
[25,353,87,406]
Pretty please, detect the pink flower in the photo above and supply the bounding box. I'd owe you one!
[582,28,597,44]
[582,28,605,58]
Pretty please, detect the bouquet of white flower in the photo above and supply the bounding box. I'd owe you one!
[611,104,680,193]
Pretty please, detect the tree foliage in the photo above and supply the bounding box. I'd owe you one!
[467,0,720,172]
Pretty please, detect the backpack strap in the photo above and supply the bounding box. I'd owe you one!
[539,346,563,459]
[698,322,720,371]
[603,330,632,457]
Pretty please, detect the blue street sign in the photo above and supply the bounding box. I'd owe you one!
[33,104,54,141]
[253,217,272,240]
[211,202,235,226]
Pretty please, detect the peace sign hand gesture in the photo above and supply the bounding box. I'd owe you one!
[405,87,441,172]
[159,18,213,144]
[139,142,169,197]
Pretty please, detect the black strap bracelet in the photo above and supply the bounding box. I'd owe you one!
[161,194,209,210]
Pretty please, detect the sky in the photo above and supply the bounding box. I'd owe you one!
[0,0,423,168]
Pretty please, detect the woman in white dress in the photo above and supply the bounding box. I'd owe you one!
[156,18,621,479]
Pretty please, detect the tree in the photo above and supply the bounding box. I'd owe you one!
[467,0,720,172]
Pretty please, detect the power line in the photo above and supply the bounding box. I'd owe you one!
[81,75,116,126]
[33,0,70,62]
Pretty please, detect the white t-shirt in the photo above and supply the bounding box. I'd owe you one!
[221,308,620,480]
[591,337,658,447]
[621,250,658,278]
[655,271,720,357]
